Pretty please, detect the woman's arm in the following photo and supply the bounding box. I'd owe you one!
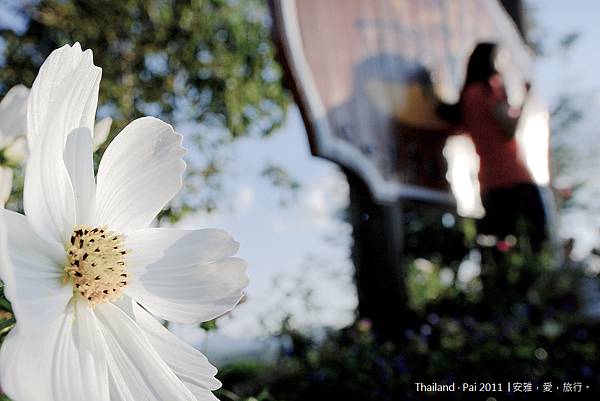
[492,101,521,138]
[490,77,531,138]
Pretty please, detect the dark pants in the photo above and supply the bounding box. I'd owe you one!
[479,183,547,252]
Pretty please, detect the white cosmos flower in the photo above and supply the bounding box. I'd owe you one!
[0,85,30,206]
[0,43,248,401]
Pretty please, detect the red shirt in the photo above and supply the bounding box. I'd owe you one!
[460,77,532,193]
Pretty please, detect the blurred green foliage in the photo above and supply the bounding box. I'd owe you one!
[0,285,14,349]
[0,0,290,221]
[217,244,599,400]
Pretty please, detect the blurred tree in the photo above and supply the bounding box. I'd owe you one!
[0,0,290,221]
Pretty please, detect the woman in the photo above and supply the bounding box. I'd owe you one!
[440,42,547,252]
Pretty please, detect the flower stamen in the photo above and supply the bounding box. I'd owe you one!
[64,225,129,306]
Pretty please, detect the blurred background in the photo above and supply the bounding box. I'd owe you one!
[1,0,600,400]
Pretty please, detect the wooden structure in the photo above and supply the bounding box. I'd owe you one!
[270,0,548,340]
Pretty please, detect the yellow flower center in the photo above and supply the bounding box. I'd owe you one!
[64,225,129,306]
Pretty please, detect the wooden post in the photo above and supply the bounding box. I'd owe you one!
[346,169,408,341]
[269,0,538,343]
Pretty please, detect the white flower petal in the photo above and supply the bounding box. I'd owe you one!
[0,85,29,143]
[125,228,248,323]
[1,319,59,401]
[113,297,220,398]
[24,130,76,243]
[0,300,108,401]
[0,166,13,207]
[131,303,221,399]
[93,116,112,150]
[0,209,14,296]
[24,43,100,242]
[64,127,96,225]
[94,302,197,401]
[27,43,101,149]
[126,227,241,270]
[95,117,185,233]
[0,209,70,333]
[52,298,109,401]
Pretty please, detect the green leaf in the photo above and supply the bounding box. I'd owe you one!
[0,318,15,335]
[200,319,218,332]
[0,296,12,313]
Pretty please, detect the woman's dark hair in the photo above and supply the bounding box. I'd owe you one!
[463,42,498,86]
[436,42,499,125]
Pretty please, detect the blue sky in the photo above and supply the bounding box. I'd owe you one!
[528,0,600,256]
[528,0,600,101]
[175,107,357,338]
